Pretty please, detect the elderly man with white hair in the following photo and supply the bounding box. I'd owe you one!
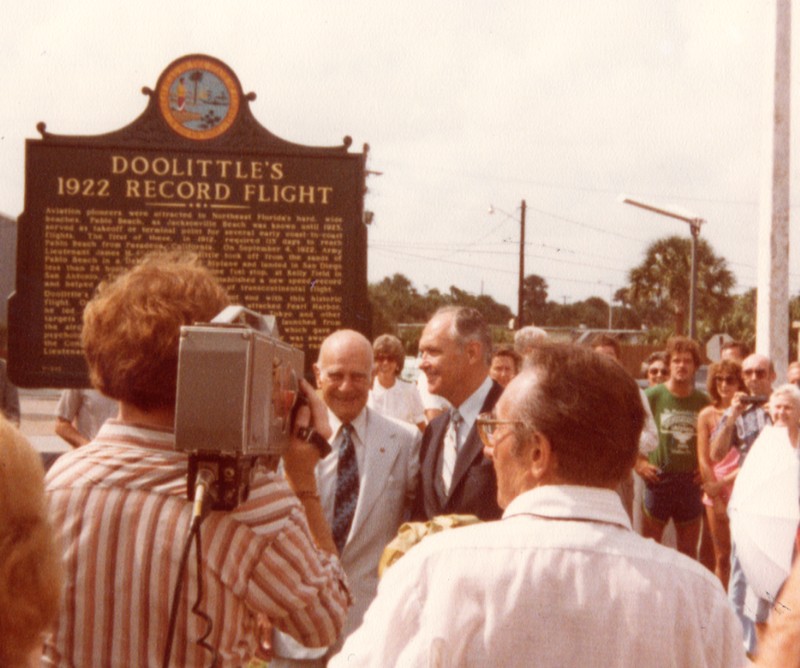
[513,325,547,357]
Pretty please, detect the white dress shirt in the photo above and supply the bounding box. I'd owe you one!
[452,375,494,441]
[330,485,743,668]
[369,377,426,426]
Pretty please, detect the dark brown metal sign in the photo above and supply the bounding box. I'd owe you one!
[9,54,368,387]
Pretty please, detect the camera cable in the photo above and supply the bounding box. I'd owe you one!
[162,468,219,668]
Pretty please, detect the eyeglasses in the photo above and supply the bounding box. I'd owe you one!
[743,368,768,379]
[648,367,668,377]
[716,376,738,385]
[375,355,394,363]
[476,412,523,448]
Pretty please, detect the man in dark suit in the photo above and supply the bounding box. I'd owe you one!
[413,306,503,521]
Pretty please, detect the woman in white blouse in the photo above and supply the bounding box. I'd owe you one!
[368,334,426,432]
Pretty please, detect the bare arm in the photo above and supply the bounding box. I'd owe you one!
[0,371,20,426]
[55,417,90,448]
[634,454,660,484]
[282,379,337,555]
[710,392,747,462]
[696,408,717,485]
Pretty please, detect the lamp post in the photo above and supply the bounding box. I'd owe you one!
[619,195,705,340]
[489,200,527,328]
[518,200,527,328]
[598,281,615,330]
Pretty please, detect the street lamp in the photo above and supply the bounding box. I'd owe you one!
[619,194,705,340]
[598,281,616,330]
[489,200,527,328]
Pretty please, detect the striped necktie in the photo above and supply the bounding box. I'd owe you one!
[441,409,462,495]
[332,424,359,553]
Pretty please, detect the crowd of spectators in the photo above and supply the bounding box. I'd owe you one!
[6,250,800,666]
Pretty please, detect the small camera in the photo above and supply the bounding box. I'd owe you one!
[174,306,304,509]
[740,395,769,406]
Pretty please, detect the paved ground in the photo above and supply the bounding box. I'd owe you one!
[18,388,70,454]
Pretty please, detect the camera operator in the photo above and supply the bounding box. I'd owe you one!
[710,352,775,658]
[43,251,349,667]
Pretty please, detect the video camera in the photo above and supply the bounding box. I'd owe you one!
[174,306,304,510]
[741,395,769,406]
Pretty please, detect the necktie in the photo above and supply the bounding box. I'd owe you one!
[332,424,359,553]
[441,409,462,495]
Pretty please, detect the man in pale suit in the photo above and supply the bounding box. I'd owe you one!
[271,330,421,667]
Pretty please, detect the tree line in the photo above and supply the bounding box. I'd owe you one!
[369,235,800,356]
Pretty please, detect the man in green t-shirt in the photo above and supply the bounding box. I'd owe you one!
[637,336,709,558]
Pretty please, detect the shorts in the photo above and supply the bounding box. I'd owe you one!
[643,471,703,524]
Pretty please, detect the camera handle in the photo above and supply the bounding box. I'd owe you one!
[187,453,257,511]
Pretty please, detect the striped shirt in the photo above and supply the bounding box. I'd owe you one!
[43,420,349,667]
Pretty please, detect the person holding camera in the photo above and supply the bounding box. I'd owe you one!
[711,353,776,658]
[43,251,349,667]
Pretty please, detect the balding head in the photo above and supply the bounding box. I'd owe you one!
[514,326,548,356]
[742,353,775,397]
[498,343,644,490]
[314,330,373,423]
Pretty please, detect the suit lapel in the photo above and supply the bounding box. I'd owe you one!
[447,381,503,499]
[448,426,482,494]
[424,412,450,509]
[348,409,402,536]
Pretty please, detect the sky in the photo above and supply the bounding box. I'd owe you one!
[2,0,798,314]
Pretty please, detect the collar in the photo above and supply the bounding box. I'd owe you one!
[503,485,632,530]
[455,375,494,429]
[328,406,368,445]
[94,419,177,453]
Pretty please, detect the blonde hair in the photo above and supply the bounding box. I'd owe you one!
[0,417,63,664]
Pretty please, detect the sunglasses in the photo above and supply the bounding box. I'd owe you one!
[715,376,738,385]
[648,367,668,376]
[476,412,523,448]
[743,368,768,379]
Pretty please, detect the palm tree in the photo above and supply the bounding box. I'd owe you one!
[621,235,734,338]
[189,70,204,104]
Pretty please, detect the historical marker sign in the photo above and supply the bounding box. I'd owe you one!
[9,54,368,387]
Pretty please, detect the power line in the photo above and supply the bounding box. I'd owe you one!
[370,247,624,289]
[370,238,634,266]
[370,243,627,274]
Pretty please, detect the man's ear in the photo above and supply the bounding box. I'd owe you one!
[464,340,483,365]
[527,431,555,483]
[312,363,322,390]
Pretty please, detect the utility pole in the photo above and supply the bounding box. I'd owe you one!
[488,200,528,329]
[756,0,791,381]
[518,200,527,328]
